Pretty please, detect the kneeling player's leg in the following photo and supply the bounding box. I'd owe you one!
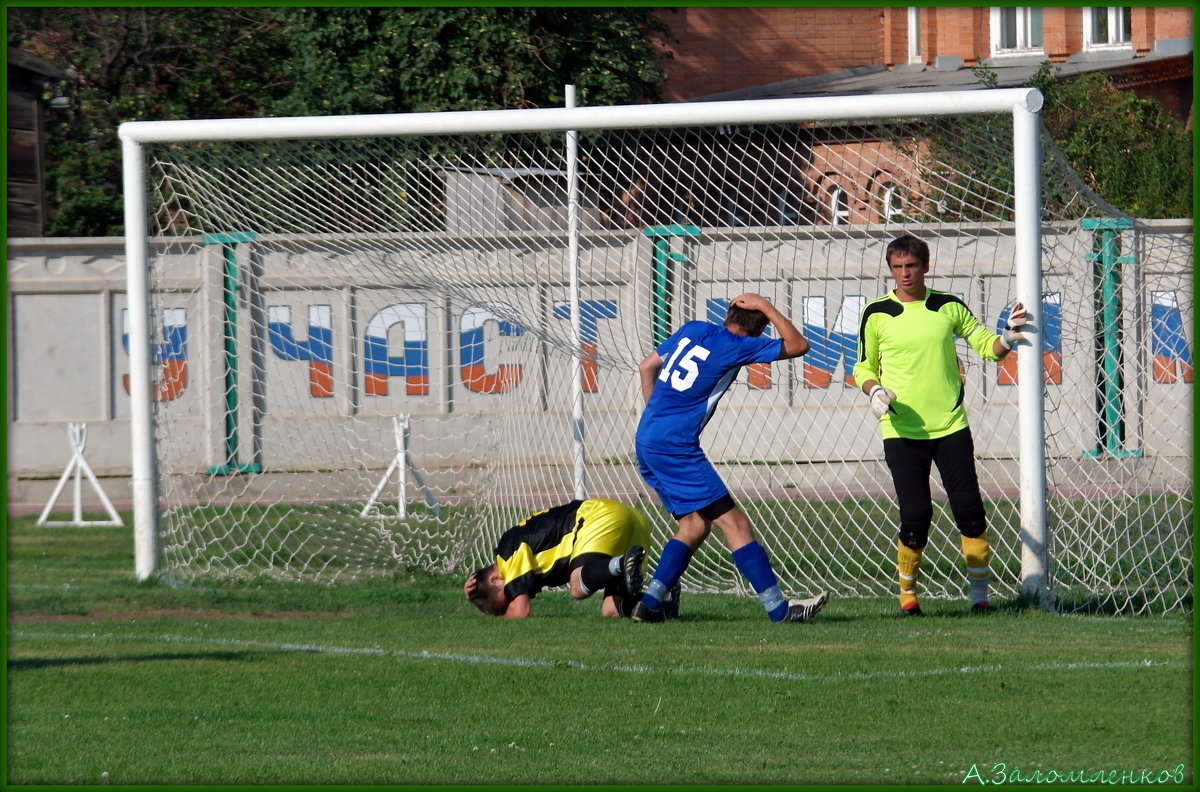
[573,555,631,599]
[571,500,649,601]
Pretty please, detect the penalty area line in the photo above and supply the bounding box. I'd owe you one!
[9,628,1176,684]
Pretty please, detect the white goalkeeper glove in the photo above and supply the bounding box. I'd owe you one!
[999,301,1030,350]
[867,384,896,419]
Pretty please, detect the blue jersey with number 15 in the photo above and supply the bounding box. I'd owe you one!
[636,320,783,451]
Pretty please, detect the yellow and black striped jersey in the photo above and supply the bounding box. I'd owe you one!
[494,498,650,601]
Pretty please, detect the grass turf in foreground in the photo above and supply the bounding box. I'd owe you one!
[4,515,1194,785]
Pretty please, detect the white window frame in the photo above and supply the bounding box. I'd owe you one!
[907,7,923,64]
[1083,7,1133,49]
[990,7,1044,55]
[880,183,903,224]
[827,185,850,226]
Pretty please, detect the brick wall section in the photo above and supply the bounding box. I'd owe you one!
[657,7,885,101]
[1042,7,1076,62]
[656,7,1192,105]
[880,7,907,68]
[936,7,968,65]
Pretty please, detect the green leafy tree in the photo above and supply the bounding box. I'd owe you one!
[7,7,292,236]
[9,7,671,236]
[1029,63,1192,218]
[965,62,1191,219]
[271,7,671,116]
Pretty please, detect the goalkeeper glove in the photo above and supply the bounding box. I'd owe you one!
[867,384,896,419]
[999,301,1029,350]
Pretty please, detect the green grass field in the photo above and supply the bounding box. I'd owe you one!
[5,514,1194,785]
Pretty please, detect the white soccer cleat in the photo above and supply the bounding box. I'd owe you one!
[777,591,829,623]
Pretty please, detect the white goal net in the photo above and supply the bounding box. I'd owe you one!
[122,91,1192,614]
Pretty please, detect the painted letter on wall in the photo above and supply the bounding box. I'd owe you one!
[799,294,863,389]
[122,307,187,401]
[1151,290,1193,383]
[364,303,430,396]
[269,304,334,397]
[461,305,524,394]
[553,299,618,392]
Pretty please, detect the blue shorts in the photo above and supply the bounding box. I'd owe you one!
[636,441,730,518]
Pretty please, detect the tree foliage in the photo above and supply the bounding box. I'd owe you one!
[9,9,1188,235]
[272,7,670,116]
[7,7,671,236]
[7,7,292,236]
[1028,63,1192,219]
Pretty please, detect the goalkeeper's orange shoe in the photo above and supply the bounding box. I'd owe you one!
[899,600,923,617]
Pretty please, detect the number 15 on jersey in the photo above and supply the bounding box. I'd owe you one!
[659,338,711,391]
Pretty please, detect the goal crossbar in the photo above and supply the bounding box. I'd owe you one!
[119,89,1043,143]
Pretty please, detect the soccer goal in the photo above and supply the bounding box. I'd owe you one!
[120,87,1192,614]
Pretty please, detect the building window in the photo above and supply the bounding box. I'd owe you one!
[991,7,1043,54]
[827,185,850,226]
[1084,7,1132,47]
[907,8,923,64]
[776,185,802,226]
[880,183,903,224]
[723,191,748,227]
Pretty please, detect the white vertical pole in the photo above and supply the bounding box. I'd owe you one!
[122,135,160,581]
[396,415,409,519]
[1012,96,1050,608]
[71,424,83,523]
[565,84,587,500]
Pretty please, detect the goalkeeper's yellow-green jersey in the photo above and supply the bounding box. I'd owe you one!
[853,289,1002,440]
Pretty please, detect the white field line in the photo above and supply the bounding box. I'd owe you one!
[9,628,1176,685]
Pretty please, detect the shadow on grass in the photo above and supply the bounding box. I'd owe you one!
[7,650,261,671]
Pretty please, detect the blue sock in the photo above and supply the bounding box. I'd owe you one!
[732,542,788,622]
[641,539,693,610]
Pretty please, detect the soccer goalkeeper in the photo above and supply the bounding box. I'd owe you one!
[464,498,654,619]
[853,234,1029,616]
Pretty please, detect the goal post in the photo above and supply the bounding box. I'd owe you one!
[119,88,1191,614]
[1011,101,1048,605]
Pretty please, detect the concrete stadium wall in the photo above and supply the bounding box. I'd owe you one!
[6,222,1192,509]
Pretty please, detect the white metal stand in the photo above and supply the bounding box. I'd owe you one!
[37,423,124,527]
[360,415,441,519]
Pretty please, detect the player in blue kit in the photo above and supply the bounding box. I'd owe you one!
[632,293,829,624]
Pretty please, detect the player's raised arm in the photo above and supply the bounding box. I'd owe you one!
[731,293,809,359]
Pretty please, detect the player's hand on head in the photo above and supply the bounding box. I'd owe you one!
[732,293,770,312]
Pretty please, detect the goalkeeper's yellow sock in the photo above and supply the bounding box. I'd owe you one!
[897,541,922,610]
[961,532,993,606]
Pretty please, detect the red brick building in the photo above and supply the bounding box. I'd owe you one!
[654,7,1192,127]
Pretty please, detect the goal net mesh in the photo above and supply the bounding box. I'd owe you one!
[137,106,1192,614]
